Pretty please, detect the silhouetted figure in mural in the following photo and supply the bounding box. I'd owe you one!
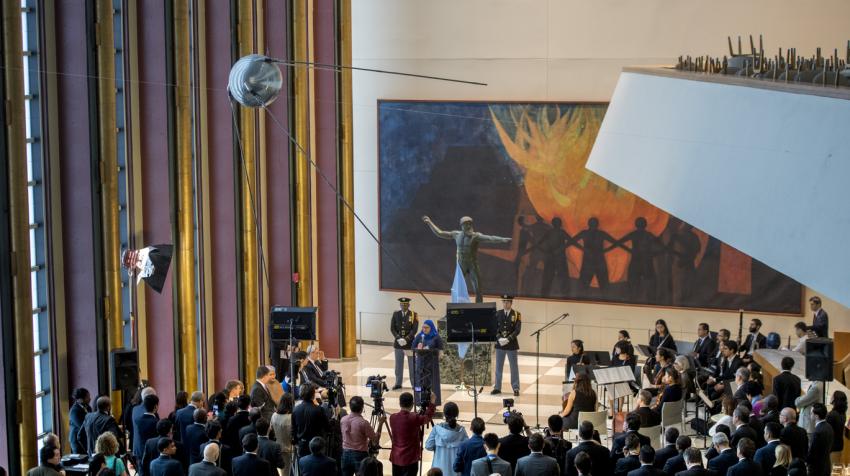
[573,217,617,291]
[513,216,533,293]
[540,217,579,297]
[615,217,663,301]
[517,215,551,294]
[669,223,700,305]
[423,215,511,303]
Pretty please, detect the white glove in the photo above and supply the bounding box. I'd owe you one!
[397,338,407,346]
[498,338,509,347]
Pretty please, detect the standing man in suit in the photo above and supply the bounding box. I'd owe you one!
[143,420,175,476]
[470,433,511,476]
[676,447,713,476]
[188,444,226,476]
[653,427,679,469]
[81,396,124,456]
[727,438,761,476]
[796,380,825,433]
[454,418,487,476]
[497,415,530,473]
[176,392,205,443]
[611,414,651,462]
[661,436,691,476]
[150,438,184,476]
[754,422,782,474]
[255,418,283,473]
[627,445,665,476]
[809,296,829,338]
[565,422,612,476]
[69,387,92,455]
[614,434,641,476]
[199,421,233,474]
[515,433,559,476]
[773,357,801,411]
[808,403,834,476]
[779,407,809,460]
[492,294,521,396]
[706,432,737,475]
[390,297,418,390]
[231,434,272,476]
[690,323,717,367]
[223,395,252,452]
[134,394,161,471]
[250,365,277,423]
[184,409,210,465]
[298,437,337,476]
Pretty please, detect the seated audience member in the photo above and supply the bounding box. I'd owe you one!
[707,328,731,369]
[652,427,678,469]
[678,447,711,476]
[707,340,742,402]
[470,433,510,476]
[772,357,801,411]
[611,413,650,461]
[614,433,641,476]
[754,422,782,474]
[779,407,808,460]
[661,435,691,475]
[27,445,63,476]
[356,456,383,476]
[149,438,183,476]
[631,390,661,428]
[727,438,760,476]
[565,422,611,476]
[789,322,808,354]
[515,433,559,476]
[184,409,210,465]
[389,391,436,476]
[707,432,736,475]
[497,415,530,473]
[740,318,767,361]
[709,396,736,437]
[652,367,683,411]
[187,443,226,476]
[560,373,597,430]
[673,355,695,397]
[298,436,337,476]
[690,323,717,367]
[453,417,486,476]
[82,396,125,457]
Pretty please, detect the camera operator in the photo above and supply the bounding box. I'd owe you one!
[341,396,385,476]
[389,391,436,476]
[293,383,332,457]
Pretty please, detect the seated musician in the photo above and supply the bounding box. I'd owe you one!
[739,319,766,363]
[612,330,632,362]
[652,367,684,411]
[705,340,742,403]
[565,339,591,382]
[647,347,675,395]
[643,319,677,380]
[614,341,636,370]
[560,373,597,430]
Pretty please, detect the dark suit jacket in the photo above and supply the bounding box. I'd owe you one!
[779,423,809,460]
[754,441,780,474]
[759,410,780,427]
[187,460,227,476]
[741,333,767,355]
[663,454,687,475]
[142,436,164,476]
[199,440,234,474]
[611,431,651,461]
[238,423,257,443]
[150,454,185,476]
[81,411,124,456]
[812,308,828,338]
[184,423,210,464]
[731,424,759,448]
[134,413,160,460]
[653,444,677,469]
[69,402,90,454]
[632,407,662,428]
[627,464,666,476]
[692,336,718,367]
[497,433,530,473]
[256,436,284,469]
[706,449,737,475]
[566,441,612,476]
[250,381,277,422]
[773,371,802,411]
[453,433,486,476]
[175,404,199,443]
[727,458,762,476]
[675,467,716,476]
[292,401,330,456]
[615,455,641,476]
[808,421,834,476]
[232,452,272,476]
[716,356,743,382]
[298,454,337,476]
[515,452,559,476]
[224,411,251,451]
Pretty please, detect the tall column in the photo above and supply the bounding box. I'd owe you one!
[2,0,37,469]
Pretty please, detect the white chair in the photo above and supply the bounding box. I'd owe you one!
[641,424,663,449]
[661,398,685,434]
[577,410,609,445]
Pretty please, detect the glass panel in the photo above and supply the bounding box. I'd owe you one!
[33,353,41,395]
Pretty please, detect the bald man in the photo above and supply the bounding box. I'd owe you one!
[188,443,227,476]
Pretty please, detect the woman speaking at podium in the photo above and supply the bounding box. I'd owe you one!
[412,320,445,405]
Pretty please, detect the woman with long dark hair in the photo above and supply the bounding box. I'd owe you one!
[425,401,468,475]
[561,373,597,429]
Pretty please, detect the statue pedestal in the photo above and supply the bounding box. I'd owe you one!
[436,318,493,386]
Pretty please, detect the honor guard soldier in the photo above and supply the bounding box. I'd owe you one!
[391,297,418,390]
[492,294,521,396]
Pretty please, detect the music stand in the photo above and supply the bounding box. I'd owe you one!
[588,351,612,366]
[446,303,497,418]
[636,344,655,359]
[593,366,636,419]
[269,306,317,390]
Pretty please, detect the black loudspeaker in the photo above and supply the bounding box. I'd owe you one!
[805,338,833,381]
[111,349,140,391]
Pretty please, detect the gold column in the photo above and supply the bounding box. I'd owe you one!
[237,0,260,379]
[173,0,198,391]
[338,0,356,358]
[95,0,124,414]
[3,0,37,469]
[293,0,313,308]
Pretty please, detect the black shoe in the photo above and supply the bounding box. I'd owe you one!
[392,384,402,390]
[513,389,520,396]
[490,388,501,395]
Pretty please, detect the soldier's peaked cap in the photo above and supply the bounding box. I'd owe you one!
[398,297,411,303]
[500,294,514,300]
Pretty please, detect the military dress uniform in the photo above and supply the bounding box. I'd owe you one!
[390,297,418,389]
[492,295,521,396]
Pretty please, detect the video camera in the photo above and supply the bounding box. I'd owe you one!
[366,375,388,399]
[502,398,523,424]
[418,387,433,411]
[323,370,346,408]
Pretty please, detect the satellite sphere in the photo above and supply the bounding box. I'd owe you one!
[228,54,283,108]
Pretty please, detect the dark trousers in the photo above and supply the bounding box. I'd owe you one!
[341,449,369,476]
[392,462,419,476]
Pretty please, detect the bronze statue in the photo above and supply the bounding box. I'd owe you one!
[423,215,511,302]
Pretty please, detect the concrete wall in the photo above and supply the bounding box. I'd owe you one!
[351,0,850,354]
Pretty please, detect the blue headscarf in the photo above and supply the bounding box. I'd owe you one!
[418,319,438,347]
